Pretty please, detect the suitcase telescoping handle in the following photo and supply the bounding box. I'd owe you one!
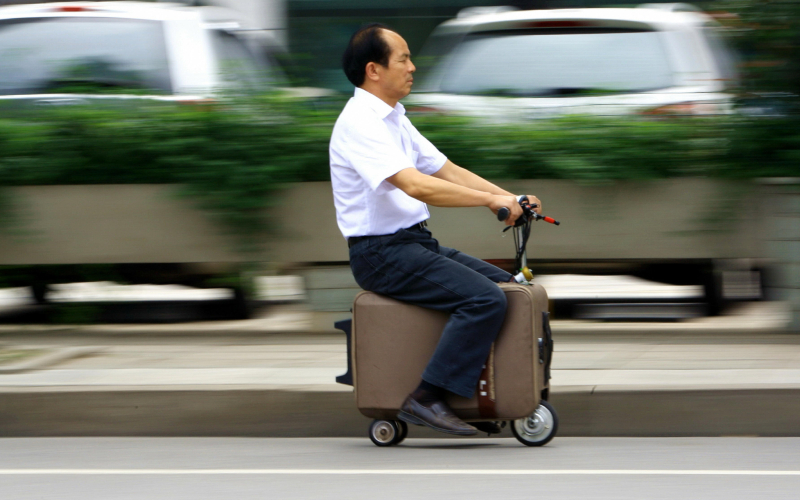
[497,196,560,284]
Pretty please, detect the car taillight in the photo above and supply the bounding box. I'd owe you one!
[521,20,594,29]
[406,105,445,114]
[641,102,726,116]
[53,6,95,12]
[177,98,218,110]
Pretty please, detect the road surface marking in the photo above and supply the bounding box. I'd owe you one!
[1,469,799,476]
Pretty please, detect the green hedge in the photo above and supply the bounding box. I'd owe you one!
[1,94,799,244]
[0,95,330,246]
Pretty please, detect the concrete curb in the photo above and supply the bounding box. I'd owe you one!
[0,347,98,374]
[2,387,799,438]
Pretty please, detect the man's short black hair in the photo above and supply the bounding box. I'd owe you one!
[342,23,396,87]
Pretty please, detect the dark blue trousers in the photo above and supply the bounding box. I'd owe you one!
[348,225,511,399]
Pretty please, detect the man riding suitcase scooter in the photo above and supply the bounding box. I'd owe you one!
[330,23,543,436]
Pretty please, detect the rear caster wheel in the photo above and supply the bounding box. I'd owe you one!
[369,420,400,447]
[31,283,49,305]
[511,400,558,447]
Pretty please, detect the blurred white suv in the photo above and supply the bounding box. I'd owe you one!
[0,1,284,103]
[409,4,739,119]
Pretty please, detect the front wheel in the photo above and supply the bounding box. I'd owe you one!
[511,400,558,447]
[393,420,408,445]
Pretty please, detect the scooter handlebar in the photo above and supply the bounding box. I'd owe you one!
[497,207,510,221]
[496,200,560,226]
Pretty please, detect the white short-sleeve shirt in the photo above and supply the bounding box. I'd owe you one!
[330,87,448,238]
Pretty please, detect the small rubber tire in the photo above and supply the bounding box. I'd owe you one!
[369,420,399,447]
[31,283,49,305]
[511,400,558,447]
[230,287,251,320]
[393,420,408,445]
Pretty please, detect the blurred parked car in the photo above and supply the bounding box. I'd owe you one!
[408,3,739,119]
[0,1,286,104]
[0,1,297,317]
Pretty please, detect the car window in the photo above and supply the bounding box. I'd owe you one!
[661,29,707,75]
[209,30,281,87]
[436,28,675,96]
[0,17,171,95]
[701,26,738,84]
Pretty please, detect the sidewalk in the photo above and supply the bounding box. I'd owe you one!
[0,301,799,438]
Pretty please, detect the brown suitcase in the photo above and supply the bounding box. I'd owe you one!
[335,282,556,446]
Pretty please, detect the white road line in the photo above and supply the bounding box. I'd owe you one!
[1,469,799,476]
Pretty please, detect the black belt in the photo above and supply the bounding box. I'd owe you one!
[348,221,427,248]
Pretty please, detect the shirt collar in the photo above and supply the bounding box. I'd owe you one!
[354,87,406,119]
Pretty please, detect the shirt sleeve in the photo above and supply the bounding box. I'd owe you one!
[407,120,448,175]
[342,119,416,193]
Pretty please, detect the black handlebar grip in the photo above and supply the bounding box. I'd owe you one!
[497,207,509,221]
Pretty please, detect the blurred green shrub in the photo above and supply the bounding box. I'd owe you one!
[415,115,726,181]
[422,113,800,181]
[0,93,330,248]
[1,94,798,245]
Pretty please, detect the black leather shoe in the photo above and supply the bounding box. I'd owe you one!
[398,395,478,436]
[473,421,503,435]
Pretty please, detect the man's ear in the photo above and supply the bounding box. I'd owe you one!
[365,61,380,82]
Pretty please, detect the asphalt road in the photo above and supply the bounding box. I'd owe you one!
[1,437,799,499]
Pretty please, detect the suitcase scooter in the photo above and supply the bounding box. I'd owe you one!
[335,198,559,446]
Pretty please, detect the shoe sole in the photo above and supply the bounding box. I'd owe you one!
[397,410,478,436]
[472,423,502,435]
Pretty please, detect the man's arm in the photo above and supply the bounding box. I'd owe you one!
[386,167,523,224]
[431,160,542,213]
[431,160,514,197]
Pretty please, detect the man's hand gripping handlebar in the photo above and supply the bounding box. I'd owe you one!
[489,195,523,226]
[497,196,560,227]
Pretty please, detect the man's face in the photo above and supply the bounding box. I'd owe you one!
[378,30,415,101]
